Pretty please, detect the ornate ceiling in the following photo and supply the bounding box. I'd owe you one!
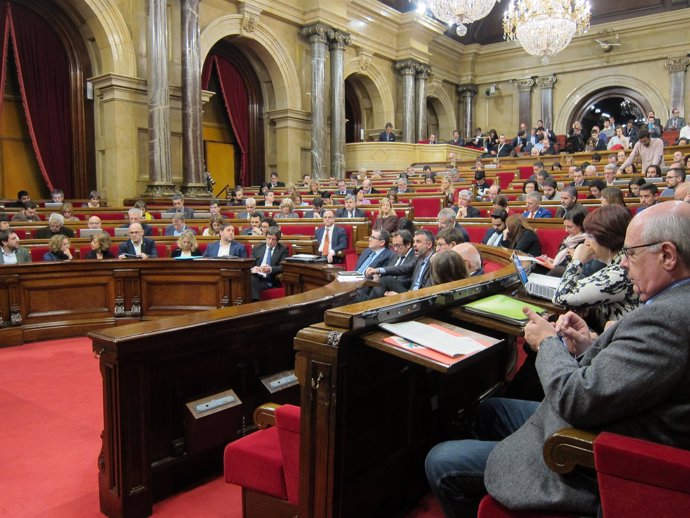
[378,0,690,45]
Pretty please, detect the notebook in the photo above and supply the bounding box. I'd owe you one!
[462,294,546,326]
[379,321,485,357]
[512,253,561,301]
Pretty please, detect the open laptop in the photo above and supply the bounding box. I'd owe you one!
[511,253,561,301]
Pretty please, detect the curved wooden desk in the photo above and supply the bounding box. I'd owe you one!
[0,258,253,346]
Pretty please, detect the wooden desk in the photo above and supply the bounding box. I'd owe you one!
[0,258,253,346]
[90,271,365,518]
[293,246,525,518]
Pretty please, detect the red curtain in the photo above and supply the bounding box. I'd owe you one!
[202,55,250,186]
[5,2,73,195]
[0,4,9,124]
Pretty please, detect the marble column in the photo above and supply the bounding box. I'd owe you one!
[514,78,535,130]
[144,0,175,196]
[329,29,351,180]
[395,60,418,143]
[301,24,332,180]
[415,64,431,142]
[536,75,557,131]
[664,57,690,120]
[458,85,477,140]
[180,0,209,197]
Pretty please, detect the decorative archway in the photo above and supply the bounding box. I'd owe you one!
[426,79,456,141]
[344,56,395,131]
[554,75,666,134]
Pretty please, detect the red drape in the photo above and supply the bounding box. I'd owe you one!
[202,54,250,186]
[0,4,9,124]
[5,2,73,195]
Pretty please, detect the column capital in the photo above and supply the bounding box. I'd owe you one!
[458,84,477,96]
[329,29,351,50]
[416,63,432,79]
[535,75,557,89]
[395,59,419,77]
[664,57,690,73]
[238,1,262,35]
[513,78,535,92]
[301,23,332,45]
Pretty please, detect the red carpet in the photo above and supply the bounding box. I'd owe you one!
[0,338,440,518]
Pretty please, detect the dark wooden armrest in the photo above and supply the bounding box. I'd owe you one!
[543,427,597,474]
[253,403,282,429]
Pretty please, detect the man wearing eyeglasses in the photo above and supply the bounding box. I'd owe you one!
[354,230,393,274]
[426,200,690,518]
[660,168,686,198]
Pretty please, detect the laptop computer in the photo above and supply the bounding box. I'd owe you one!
[114,227,131,237]
[79,228,104,239]
[511,253,561,301]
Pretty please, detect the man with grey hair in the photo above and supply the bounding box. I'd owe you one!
[34,213,75,239]
[437,208,469,242]
[120,208,153,236]
[456,190,481,218]
[523,191,552,219]
[603,164,617,186]
[426,201,690,518]
[335,194,365,218]
[584,164,598,178]
[238,197,259,219]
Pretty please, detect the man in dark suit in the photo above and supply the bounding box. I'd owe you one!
[456,190,481,218]
[269,172,285,188]
[447,129,464,146]
[304,197,325,218]
[664,108,685,131]
[360,179,379,195]
[492,134,514,157]
[169,194,195,219]
[522,192,553,219]
[120,208,153,236]
[203,224,248,258]
[117,223,157,259]
[236,198,260,219]
[315,211,348,263]
[379,122,395,142]
[164,214,196,237]
[437,208,470,243]
[249,226,289,300]
[335,194,365,218]
[426,200,690,518]
[555,187,583,219]
[366,229,435,297]
[241,213,263,236]
[482,209,507,247]
[354,229,393,274]
[335,179,353,196]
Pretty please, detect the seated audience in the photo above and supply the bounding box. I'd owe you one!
[85,232,115,259]
[259,190,277,208]
[517,180,538,202]
[12,190,31,208]
[171,229,202,258]
[335,194,365,218]
[43,234,73,261]
[83,190,101,208]
[600,186,627,207]
[304,197,325,218]
[291,191,308,207]
[536,207,589,276]
[452,243,483,276]
[87,215,102,229]
[169,193,195,218]
[121,208,153,236]
[134,200,154,220]
[555,186,581,218]
[661,168,686,198]
[540,177,560,201]
[645,164,662,178]
[164,214,195,236]
[553,205,638,332]
[373,197,399,233]
[354,229,394,274]
[117,223,157,259]
[237,198,258,219]
[587,179,606,199]
[492,194,509,213]
[34,214,75,239]
[203,224,247,258]
[308,179,321,196]
[250,226,289,300]
[437,208,469,242]
[60,202,80,223]
[636,182,660,213]
[501,214,541,256]
[429,250,468,285]
[522,192,552,219]
[315,210,347,263]
[0,230,31,264]
[260,217,278,235]
[50,189,65,204]
[455,190,481,218]
[435,227,466,252]
[203,214,225,237]
[0,214,11,231]
[11,201,40,222]
[426,200,690,518]
[386,189,399,205]
[275,198,299,219]
[627,176,646,198]
[353,187,371,206]
[482,209,508,247]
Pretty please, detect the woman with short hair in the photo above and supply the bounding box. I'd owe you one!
[85,232,114,259]
[43,234,72,261]
[202,214,225,237]
[274,198,298,219]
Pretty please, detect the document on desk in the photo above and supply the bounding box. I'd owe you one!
[380,321,485,358]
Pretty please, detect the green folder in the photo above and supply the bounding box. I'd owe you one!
[463,294,546,325]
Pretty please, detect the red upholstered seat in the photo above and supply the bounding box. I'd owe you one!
[535,228,567,260]
[411,197,443,217]
[30,246,50,262]
[496,171,515,190]
[465,225,487,244]
[260,288,286,301]
[518,166,533,180]
[483,260,503,273]
[478,496,572,518]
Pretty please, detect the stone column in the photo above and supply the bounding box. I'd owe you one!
[458,85,477,140]
[536,75,557,131]
[180,0,210,197]
[301,23,332,180]
[329,29,351,180]
[395,60,418,143]
[514,78,535,131]
[415,64,431,142]
[664,57,690,120]
[144,0,175,196]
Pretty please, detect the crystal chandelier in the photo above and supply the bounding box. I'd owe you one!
[503,0,591,65]
[426,0,501,37]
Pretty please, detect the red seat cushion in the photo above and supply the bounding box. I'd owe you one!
[411,197,443,218]
[260,288,285,301]
[276,405,301,504]
[224,427,287,500]
[465,226,488,244]
[535,228,567,260]
[478,496,573,518]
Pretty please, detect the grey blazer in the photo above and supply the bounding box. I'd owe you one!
[0,246,32,264]
[485,281,690,515]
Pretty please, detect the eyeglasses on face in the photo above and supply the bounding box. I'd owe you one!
[621,241,663,259]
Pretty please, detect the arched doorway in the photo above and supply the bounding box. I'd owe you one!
[345,85,362,143]
[569,88,651,133]
[202,42,265,189]
[0,1,94,199]
[345,75,376,141]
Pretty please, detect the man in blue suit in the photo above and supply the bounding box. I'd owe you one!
[203,224,248,258]
[522,192,553,219]
[315,210,348,263]
[335,194,365,218]
[354,229,394,274]
[117,223,158,259]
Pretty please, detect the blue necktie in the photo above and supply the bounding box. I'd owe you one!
[356,251,378,274]
[411,260,428,290]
